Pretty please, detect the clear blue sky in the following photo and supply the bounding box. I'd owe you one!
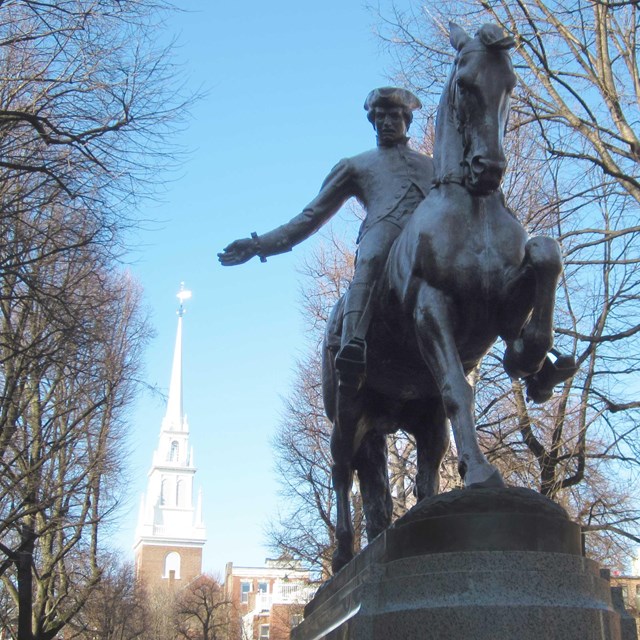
[116,0,419,577]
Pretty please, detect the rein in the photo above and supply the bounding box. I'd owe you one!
[431,69,470,190]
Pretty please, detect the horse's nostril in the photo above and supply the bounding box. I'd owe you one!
[471,156,486,172]
[471,156,505,176]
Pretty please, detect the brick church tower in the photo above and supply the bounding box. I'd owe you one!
[134,285,206,590]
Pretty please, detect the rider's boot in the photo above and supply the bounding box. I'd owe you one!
[524,353,578,403]
[336,283,373,394]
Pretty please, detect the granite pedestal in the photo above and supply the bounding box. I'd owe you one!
[292,487,637,640]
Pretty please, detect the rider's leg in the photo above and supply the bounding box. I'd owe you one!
[336,221,403,382]
[336,281,373,378]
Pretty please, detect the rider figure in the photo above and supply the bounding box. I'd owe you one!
[218,87,434,390]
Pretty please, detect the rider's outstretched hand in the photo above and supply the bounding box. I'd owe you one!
[218,238,258,266]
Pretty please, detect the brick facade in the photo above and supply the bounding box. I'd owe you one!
[611,574,640,634]
[224,560,314,640]
[135,543,203,590]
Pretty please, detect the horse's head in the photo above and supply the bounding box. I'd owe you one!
[439,23,516,195]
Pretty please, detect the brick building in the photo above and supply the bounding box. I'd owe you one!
[611,561,640,635]
[133,286,206,590]
[224,559,316,640]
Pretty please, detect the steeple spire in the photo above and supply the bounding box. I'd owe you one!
[134,283,206,588]
[163,283,192,433]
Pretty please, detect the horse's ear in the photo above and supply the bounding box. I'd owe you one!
[478,24,516,50]
[449,22,471,52]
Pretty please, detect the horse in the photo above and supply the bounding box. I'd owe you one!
[322,23,577,573]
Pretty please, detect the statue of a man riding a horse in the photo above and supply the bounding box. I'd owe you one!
[219,22,578,573]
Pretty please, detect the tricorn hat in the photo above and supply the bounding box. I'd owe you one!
[364,87,422,123]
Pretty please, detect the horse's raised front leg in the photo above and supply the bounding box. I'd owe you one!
[354,428,392,542]
[500,236,578,400]
[501,236,562,378]
[409,399,450,501]
[413,284,503,488]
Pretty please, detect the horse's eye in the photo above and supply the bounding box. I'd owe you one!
[456,77,469,90]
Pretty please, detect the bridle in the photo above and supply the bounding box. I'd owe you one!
[433,45,514,191]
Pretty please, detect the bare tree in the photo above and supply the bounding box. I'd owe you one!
[0,1,190,635]
[269,349,341,579]
[0,266,150,639]
[65,558,148,640]
[174,575,231,640]
[268,238,356,578]
[140,585,178,640]
[0,0,186,210]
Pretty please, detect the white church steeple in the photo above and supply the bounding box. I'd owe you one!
[163,285,191,433]
[134,285,206,587]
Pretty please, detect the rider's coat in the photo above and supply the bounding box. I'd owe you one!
[257,142,434,254]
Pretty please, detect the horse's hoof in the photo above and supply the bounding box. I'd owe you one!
[503,339,527,378]
[467,469,505,489]
[332,549,353,574]
[525,354,578,403]
[463,463,505,489]
[525,381,553,403]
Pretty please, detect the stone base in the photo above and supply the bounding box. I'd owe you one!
[292,487,636,640]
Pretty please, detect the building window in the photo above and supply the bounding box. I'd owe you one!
[259,624,269,640]
[164,552,181,579]
[169,440,179,462]
[258,581,268,594]
[622,585,629,605]
[160,478,168,505]
[240,580,251,604]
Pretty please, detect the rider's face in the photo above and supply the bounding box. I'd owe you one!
[374,107,408,146]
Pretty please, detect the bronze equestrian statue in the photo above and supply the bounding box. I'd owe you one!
[220,22,577,574]
[322,23,577,572]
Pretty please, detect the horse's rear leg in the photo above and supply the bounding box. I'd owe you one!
[331,455,354,573]
[414,284,503,488]
[411,400,450,501]
[501,236,562,378]
[354,430,392,542]
[330,390,365,573]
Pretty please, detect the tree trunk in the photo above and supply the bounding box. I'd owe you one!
[17,524,35,640]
